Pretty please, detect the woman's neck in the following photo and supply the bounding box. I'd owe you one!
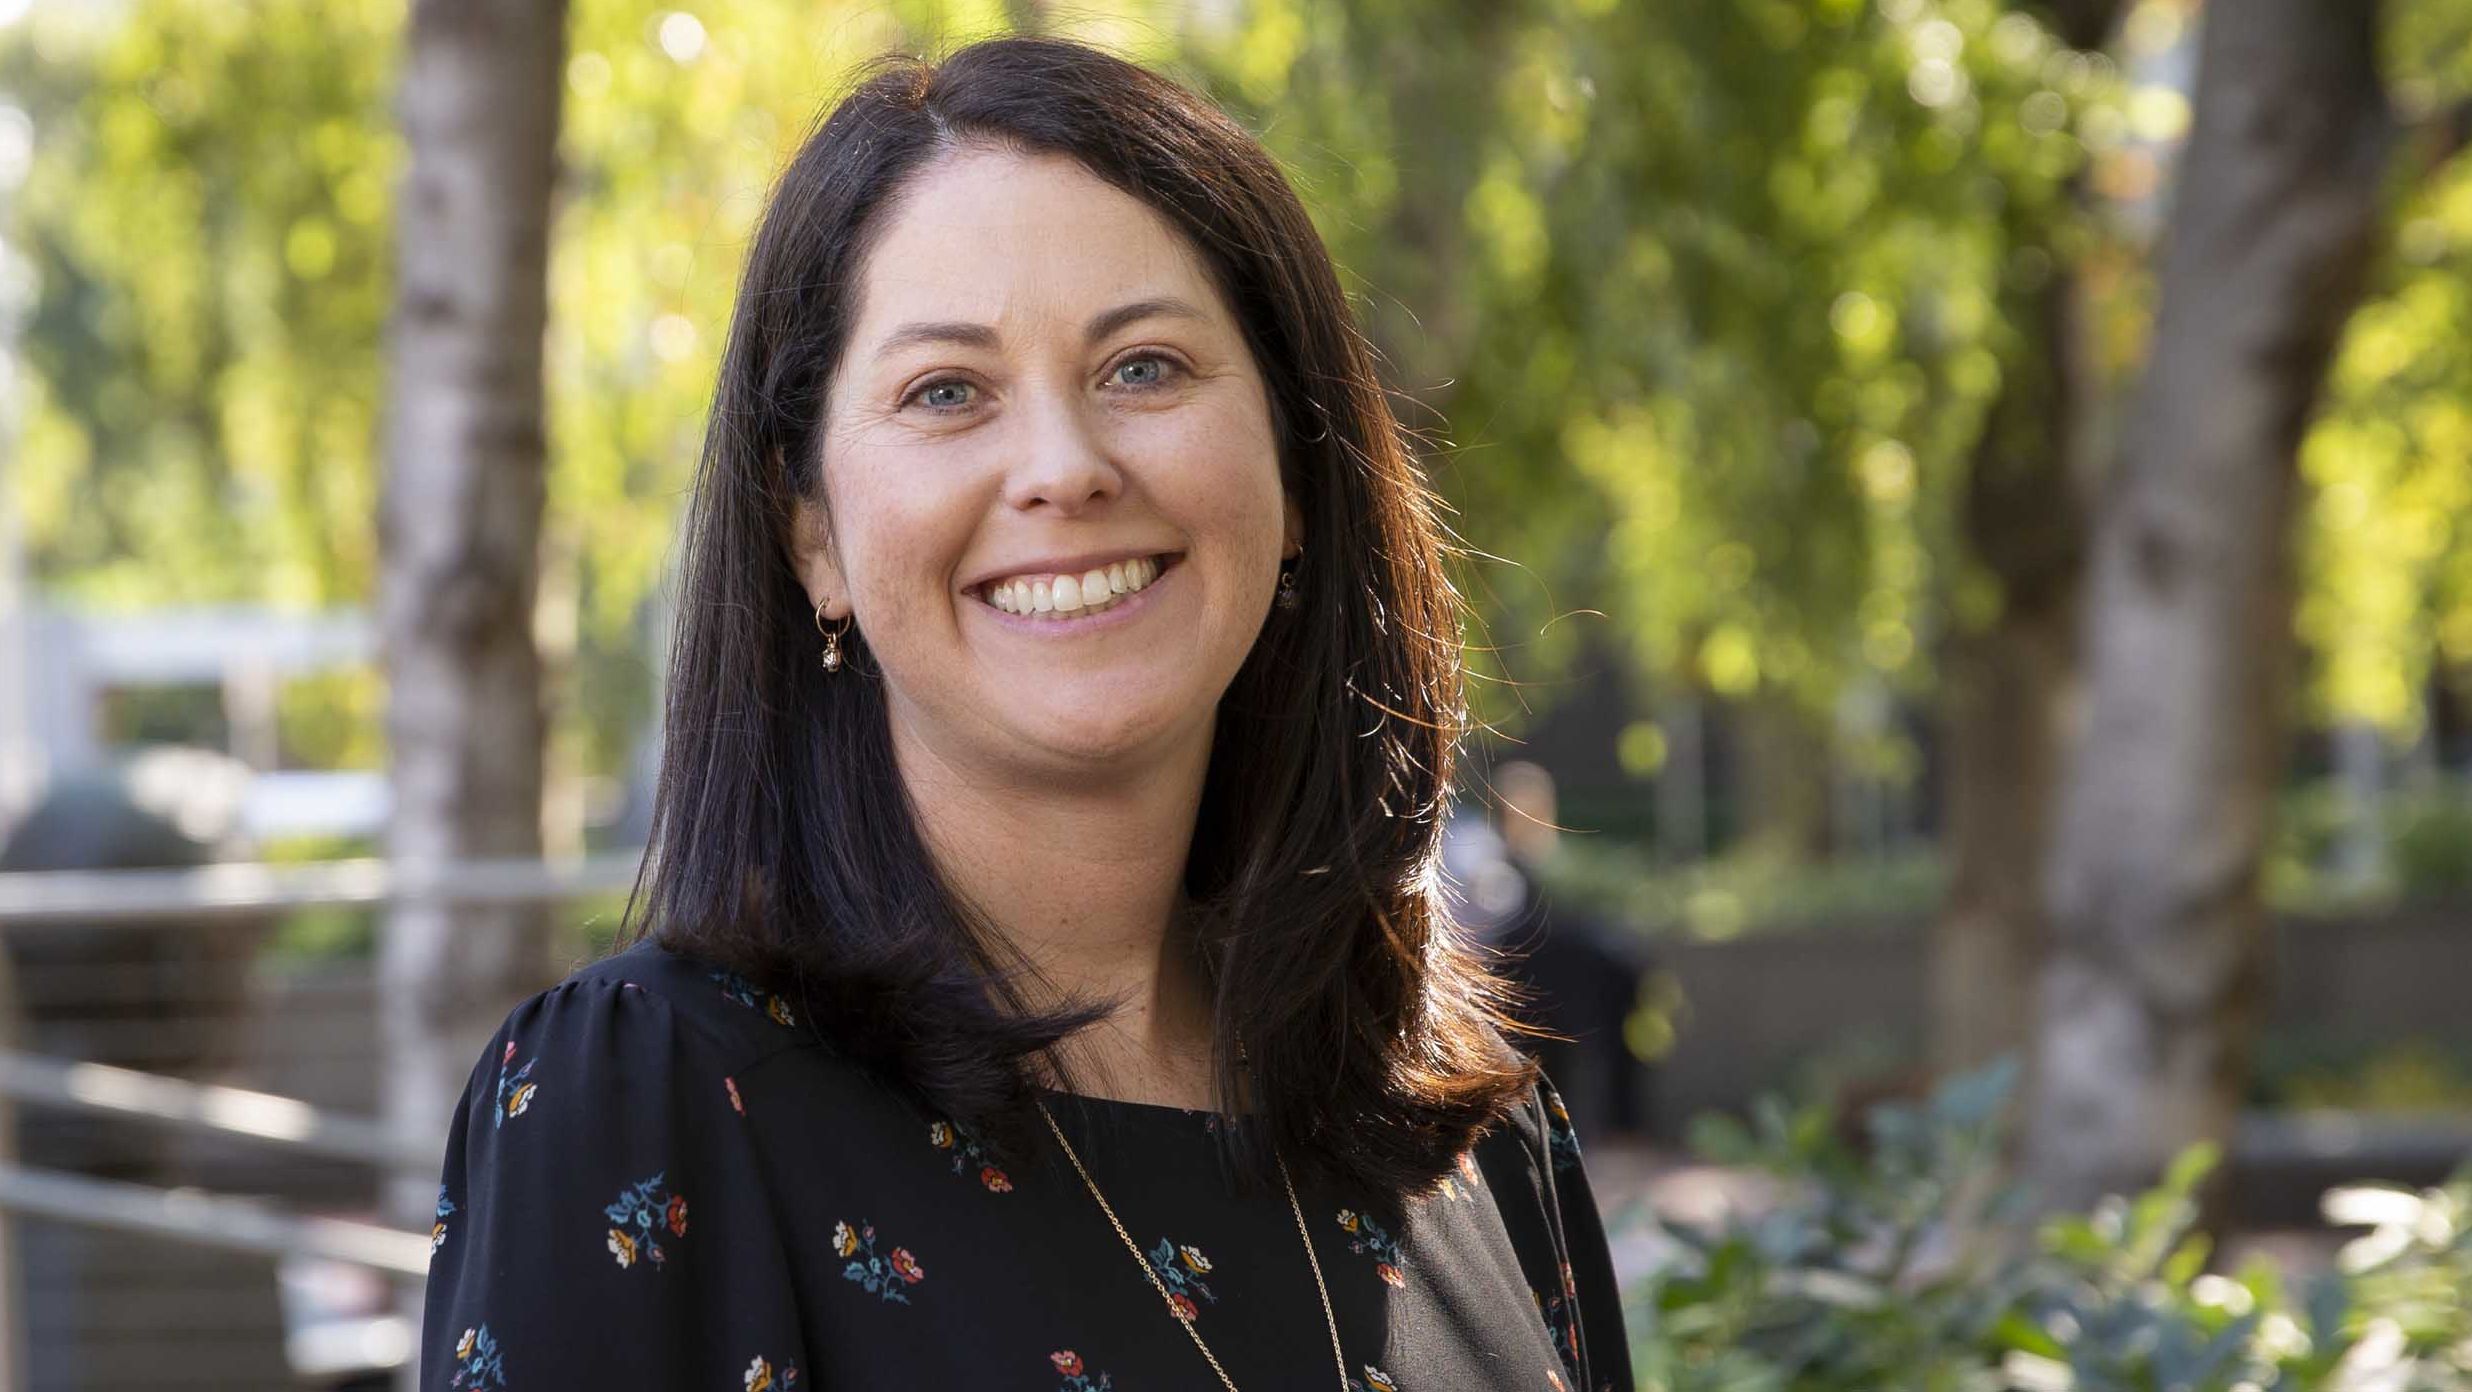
[888,707,1222,1110]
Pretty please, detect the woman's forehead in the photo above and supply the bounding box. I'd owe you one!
[845,148,1229,354]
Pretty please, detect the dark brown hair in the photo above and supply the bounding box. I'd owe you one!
[624,34,1538,1199]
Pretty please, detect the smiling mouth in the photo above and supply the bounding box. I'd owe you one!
[974,552,1184,620]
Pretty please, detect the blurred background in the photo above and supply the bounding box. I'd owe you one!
[0,0,2468,1387]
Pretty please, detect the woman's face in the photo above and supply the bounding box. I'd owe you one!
[795,146,1297,780]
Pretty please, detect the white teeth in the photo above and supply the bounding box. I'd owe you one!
[981,554,1169,620]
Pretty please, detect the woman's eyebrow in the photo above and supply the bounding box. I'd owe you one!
[868,296,1209,359]
[1081,295,1208,343]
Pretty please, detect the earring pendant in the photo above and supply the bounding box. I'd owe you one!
[815,600,851,673]
[1275,564,1300,611]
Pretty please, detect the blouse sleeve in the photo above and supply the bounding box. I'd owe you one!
[1533,1070,1636,1392]
[421,976,809,1390]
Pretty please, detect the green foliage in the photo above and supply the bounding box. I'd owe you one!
[2385,783,2472,900]
[1626,1064,2472,1390]
[2295,0,2472,743]
[4,0,399,610]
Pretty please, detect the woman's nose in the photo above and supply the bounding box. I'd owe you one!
[1000,390,1122,515]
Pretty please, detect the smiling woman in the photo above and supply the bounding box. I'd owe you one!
[419,35,1633,1392]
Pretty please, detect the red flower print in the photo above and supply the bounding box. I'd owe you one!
[665,1195,689,1236]
[1049,1351,1084,1376]
[890,1246,924,1284]
[980,1165,1012,1192]
[1167,1291,1198,1322]
[1376,1262,1404,1288]
[726,1076,745,1115]
[501,1038,516,1064]
[1547,1372,1567,1392]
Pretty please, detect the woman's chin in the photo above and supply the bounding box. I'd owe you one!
[992,689,1202,771]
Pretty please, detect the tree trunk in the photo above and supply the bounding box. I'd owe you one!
[2025,0,2390,1213]
[1926,0,2121,1081]
[376,0,568,1374]
[1932,261,2091,1074]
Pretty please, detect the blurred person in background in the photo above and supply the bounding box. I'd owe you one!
[421,36,1632,1392]
[1446,760,1652,1148]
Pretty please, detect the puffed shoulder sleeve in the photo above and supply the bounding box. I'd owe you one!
[1531,1071,1636,1392]
[421,975,808,1390]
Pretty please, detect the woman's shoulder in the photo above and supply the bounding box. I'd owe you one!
[465,934,824,1104]
[1470,1068,1580,1169]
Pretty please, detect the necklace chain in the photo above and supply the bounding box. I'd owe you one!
[1035,1098,1349,1391]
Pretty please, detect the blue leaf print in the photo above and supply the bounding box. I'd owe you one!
[448,1324,506,1389]
[832,1218,924,1303]
[601,1172,688,1271]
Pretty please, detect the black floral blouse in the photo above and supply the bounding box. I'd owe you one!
[422,935,1635,1391]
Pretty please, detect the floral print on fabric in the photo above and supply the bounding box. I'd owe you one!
[834,1219,924,1303]
[1049,1349,1116,1389]
[1534,1284,1583,1380]
[1145,1239,1218,1321]
[432,1185,455,1252]
[602,1172,688,1270]
[726,1076,746,1116]
[493,1039,537,1128]
[1544,1091,1582,1174]
[1348,1367,1401,1392]
[449,1325,506,1389]
[926,1119,1013,1192]
[1337,1208,1407,1288]
[710,969,798,1027]
[743,1355,801,1390]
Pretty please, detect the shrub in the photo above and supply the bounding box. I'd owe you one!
[1623,1063,2472,1389]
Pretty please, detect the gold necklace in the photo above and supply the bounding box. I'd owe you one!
[1035,1097,1349,1391]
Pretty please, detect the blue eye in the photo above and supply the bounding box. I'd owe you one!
[908,378,975,411]
[1110,355,1178,389]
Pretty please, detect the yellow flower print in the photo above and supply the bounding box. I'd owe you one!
[833,1220,859,1258]
[744,1356,774,1391]
[766,995,796,1027]
[607,1227,637,1268]
[1365,1368,1399,1392]
[1178,1244,1212,1274]
[929,1121,954,1148]
[505,1081,536,1119]
[1337,1208,1362,1234]
[457,1328,476,1360]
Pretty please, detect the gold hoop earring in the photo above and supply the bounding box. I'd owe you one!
[1275,545,1302,611]
[814,599,853,672]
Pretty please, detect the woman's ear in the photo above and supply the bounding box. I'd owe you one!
[785,487,853,620]
[1282,492,1305,560]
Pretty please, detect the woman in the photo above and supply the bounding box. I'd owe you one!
[423,35,1631,1392]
